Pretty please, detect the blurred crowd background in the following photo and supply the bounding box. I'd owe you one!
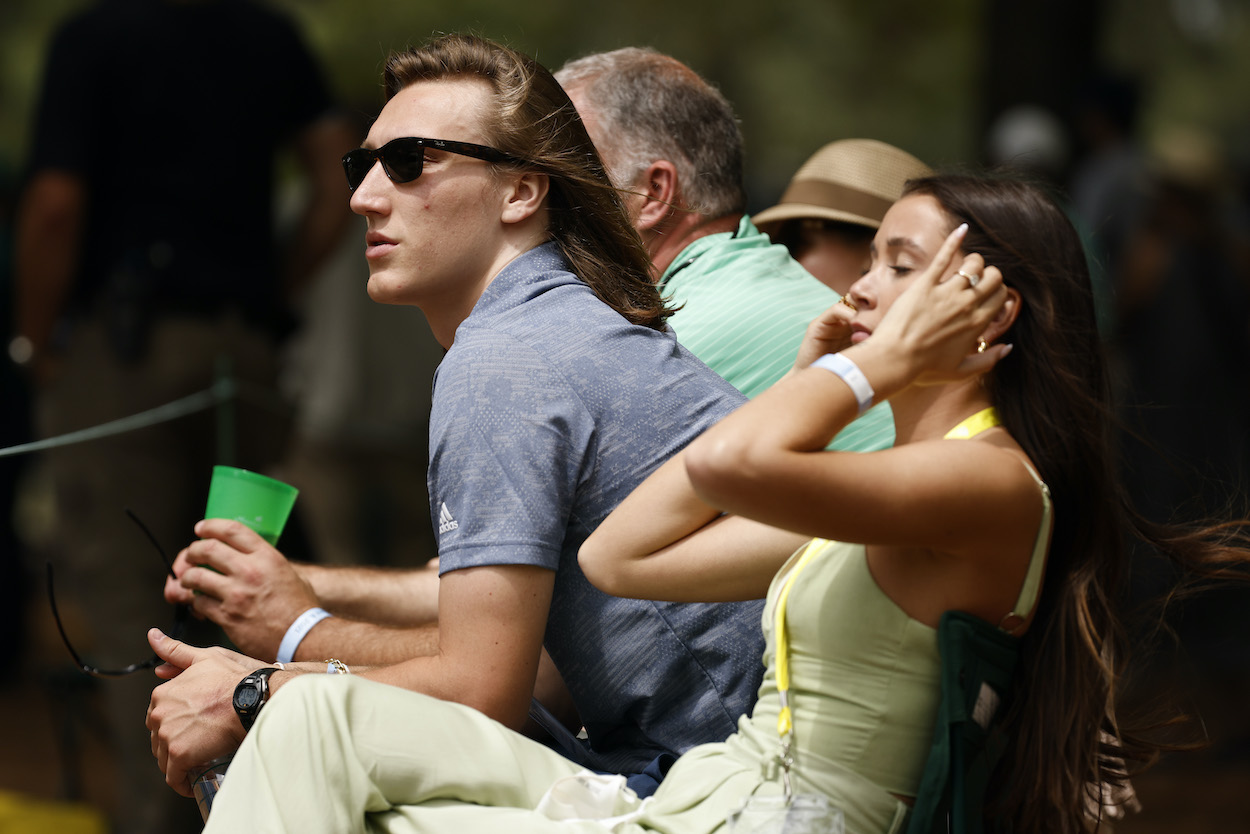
[1,0,1249,831]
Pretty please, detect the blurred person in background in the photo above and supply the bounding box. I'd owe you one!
[984,104,1070,185]
[1068,72,1149,301]
[1112,128,1250,732]
[1114,126,1250,523]
[11,0,353,830]
[753,138,931,297]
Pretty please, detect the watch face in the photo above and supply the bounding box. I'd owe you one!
[236,686,261,710]
[233,669,275,729]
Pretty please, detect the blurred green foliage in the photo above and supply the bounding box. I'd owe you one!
[0,0,977,209]
[271,0,984,205]
[3,0,1250,206]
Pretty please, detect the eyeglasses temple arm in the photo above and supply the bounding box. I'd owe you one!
[45,505,187,676]
[46,561,160,677]
[125,507,178,580]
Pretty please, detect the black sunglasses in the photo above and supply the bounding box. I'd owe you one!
[341,136,524,192]
[46,509,189,677]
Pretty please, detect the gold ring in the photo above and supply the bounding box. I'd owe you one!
[838,295,857,312]
[957,269,979,289]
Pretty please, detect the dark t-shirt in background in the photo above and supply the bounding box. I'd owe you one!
[27,0,334,321]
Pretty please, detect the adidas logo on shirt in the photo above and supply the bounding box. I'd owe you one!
[438,502,459,534]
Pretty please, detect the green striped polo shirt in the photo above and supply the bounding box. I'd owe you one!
[659,215,895,452]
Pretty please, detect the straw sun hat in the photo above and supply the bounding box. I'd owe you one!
[754,139,933,231]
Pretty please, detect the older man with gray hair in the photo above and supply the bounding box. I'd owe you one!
[556,48,893,451]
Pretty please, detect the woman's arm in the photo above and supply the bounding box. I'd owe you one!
[579,450,809,602]
[692,431,1041,555]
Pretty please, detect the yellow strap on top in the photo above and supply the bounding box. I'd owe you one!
[941,406,1045,623]
[943,407,1002,440]
[773,538,826,739]
[772,408,1006,744]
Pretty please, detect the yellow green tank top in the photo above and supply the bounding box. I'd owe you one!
[745,462,1052,798]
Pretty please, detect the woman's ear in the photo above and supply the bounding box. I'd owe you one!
[980,286,1022,345]
[501,171,550,224]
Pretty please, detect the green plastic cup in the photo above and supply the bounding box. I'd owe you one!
[204,466,299,545]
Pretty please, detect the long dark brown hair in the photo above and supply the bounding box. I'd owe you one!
[382,34,670,330]
[905,173,1250,833]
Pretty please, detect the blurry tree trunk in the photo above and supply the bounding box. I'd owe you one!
[979,0,1108,169]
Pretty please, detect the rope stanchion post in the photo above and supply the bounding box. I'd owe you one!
[214,354,237,467]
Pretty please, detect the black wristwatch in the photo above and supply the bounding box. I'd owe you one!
[232,667,279,731]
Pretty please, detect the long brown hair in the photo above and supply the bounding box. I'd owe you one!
[905,174,1250,833]
[382,34,670,331]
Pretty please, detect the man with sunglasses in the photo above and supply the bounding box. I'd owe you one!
[150,35,763,803]
[555,49,895,452]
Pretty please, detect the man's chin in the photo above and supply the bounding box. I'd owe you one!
[365,276,397,304]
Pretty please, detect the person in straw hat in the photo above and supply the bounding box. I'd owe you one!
[755,139,931,295]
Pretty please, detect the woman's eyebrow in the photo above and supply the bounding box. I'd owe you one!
[869,236,927,260]
[885,235,926,254]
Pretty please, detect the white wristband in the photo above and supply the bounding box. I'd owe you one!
[811,353,875,414]
[276,607,332,664]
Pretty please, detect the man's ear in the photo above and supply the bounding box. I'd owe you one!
[981,286,1022,345]
[633,160,679,233]
[501,171,550,225]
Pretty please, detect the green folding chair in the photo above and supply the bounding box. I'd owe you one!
[906,611,1020,834]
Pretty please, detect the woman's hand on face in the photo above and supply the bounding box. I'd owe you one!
[867,224,1011,385]
[793,298,856,371]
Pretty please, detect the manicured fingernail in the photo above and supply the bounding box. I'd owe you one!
[1002,344,1014,357]
[955,223,968,237]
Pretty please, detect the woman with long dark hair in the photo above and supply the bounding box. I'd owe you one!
[580,173,1250,833]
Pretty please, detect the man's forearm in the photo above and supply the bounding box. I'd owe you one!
[297,561,440,627]
[291,616,439,665]
[265,565,556,734]
[267,649,530,733]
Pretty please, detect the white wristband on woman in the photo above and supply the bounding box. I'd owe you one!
[811,353,875,414]
[276,607,332,664]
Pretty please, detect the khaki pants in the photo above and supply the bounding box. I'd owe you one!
[206,675,606,834]
[205,675,912,834]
